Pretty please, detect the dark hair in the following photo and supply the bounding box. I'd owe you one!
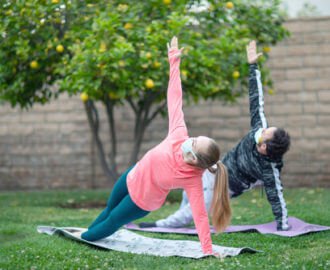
[266,128,291,160]
[195,139,220,169]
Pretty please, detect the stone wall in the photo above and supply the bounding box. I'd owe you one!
[1,17,329,190]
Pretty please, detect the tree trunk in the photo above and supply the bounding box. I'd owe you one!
[130,112,147,165]
[84,100,117,184]
[104,97,119,178]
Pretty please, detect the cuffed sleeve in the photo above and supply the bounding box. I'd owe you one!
[248,64,268,129]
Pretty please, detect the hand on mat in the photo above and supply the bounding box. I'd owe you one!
[139,222,157,228]
[213,252,224,259]
[246,40,263,64]
[277,224,292,231]
[167,36,184,58]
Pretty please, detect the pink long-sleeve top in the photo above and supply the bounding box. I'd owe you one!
[127,48,213,254]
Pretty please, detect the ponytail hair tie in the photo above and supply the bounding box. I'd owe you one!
[208,162,219,174]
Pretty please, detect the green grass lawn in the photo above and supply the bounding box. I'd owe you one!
[0,188,329,270]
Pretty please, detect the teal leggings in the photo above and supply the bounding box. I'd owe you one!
[81,167,149,241]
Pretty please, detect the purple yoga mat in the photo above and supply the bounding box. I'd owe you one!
[124,217,330,237]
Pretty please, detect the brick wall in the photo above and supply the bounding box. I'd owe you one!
[0,17,329,190]
[265,17,330,187]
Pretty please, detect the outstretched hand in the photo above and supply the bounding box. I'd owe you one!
[246,40,263,64]
[167,36,184,58]
[213,252,225,259]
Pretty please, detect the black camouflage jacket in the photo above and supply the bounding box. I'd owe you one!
[222,63,289,230]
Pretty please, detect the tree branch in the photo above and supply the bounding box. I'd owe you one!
[146,101,166,126]
[126,96,137,114]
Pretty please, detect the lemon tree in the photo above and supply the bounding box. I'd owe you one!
[0,0,98,107]
[0,0,289,183]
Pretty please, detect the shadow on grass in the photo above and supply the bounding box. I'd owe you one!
[0,230,27,245]
[59,201,106,209]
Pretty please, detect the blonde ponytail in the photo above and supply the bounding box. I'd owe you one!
[210,162,231,232]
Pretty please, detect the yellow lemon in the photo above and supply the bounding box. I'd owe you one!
[268,89,275,95]
[226,2,234,9]
[56,44,64,53]
[145,79,155,89]
[99,41,107,53]
[124,23,133,30]
[52,0,59,4]
[30,60,39,69]
[145,52,152,59]
[263,46,271,53]
[163,0,171,5]
[232,70,240,79]
[118,60,125,67]
[80,93,89,102]
[109,92,119,99]
[153,61,161,68]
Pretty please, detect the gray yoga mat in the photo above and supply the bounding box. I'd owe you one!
[37,226,259,259]
[124,217,330,237]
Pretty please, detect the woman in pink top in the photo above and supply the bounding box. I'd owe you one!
[82,37,231,256]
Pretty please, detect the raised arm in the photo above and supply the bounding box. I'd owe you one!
[167,36,186,135]
[246,40,268,129]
